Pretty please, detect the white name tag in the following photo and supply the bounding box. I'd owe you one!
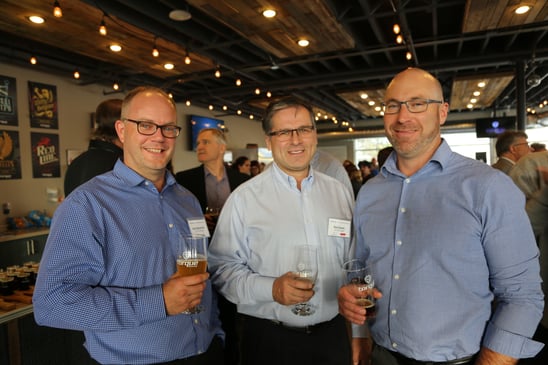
[328,218,351,237]
[187,217,210,238]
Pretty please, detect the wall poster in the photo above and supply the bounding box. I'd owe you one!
[0,129,22,179]
[31,132,60,178]
[0,75,18,126]
[28,81,58,129]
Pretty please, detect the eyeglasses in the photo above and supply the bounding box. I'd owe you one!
[382,98,443,114]
[512,142,529,147]
[267,126,315,141]
[124,118,181,138]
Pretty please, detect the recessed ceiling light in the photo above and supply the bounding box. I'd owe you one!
[297,39,310,47]
[28,15,45,24]
[515,5,531,14]
[263,9,276,18]
[169,9,191,21]
[109,44,122,52]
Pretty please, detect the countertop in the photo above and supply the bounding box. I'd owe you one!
[0,228,49,243]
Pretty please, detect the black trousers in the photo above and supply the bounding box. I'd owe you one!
[88,336,224,365]
[238,314,351,365]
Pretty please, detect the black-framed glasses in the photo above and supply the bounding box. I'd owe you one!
[124,118,181,138]
[267,126,315,141]
[382,98,443,114]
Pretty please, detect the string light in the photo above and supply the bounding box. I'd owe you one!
[99,16,107,36]
[255,88,260,95]
[214,67,221,78]
[113,82,119,90]
[393,24,400,34]
[406,51,412,60]
[235,79,242,86]
[53,1,63,18]
[30,56,37,65]
[185,100,191,106]
[73,70,80,79]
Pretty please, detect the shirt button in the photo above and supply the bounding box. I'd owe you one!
[405,178,411,184]
[396,240,402,246]
[145,181,149,186]
[391,309,397,315]
[400,207,406,213]
[394,274,400,280]
[392,343,398,348]
[194,319,199,324]
[168,223,174,228]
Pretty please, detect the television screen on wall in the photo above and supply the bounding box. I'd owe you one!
[475,117,516,138]
[188,115,225,150]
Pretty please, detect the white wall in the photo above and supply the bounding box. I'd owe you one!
[0,62,265,227]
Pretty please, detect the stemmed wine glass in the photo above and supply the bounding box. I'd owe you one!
[291,245,318,316]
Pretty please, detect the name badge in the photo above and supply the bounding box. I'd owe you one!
[328,218,351,237]
[187,217,210,238]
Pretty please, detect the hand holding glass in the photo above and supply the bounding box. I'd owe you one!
[292,245,318,316]
[342,259,376,319]
[177,235,208,314]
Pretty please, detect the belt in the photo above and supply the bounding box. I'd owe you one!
[240,313,337,335]
[389,350,475,365]
[269,318,332,334]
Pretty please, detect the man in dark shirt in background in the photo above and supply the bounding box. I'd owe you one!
[64,99,123,196]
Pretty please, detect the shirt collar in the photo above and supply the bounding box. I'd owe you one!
[380,139,451,177]
[113,159,177,190]
[271,161,314,190]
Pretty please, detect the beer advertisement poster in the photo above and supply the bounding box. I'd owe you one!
[0,75,18,126]
[31,132,60,178]
[0,129,22,179]
[28,81,58,129]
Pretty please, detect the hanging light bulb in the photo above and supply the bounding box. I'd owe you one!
[406,51,412,60]
[53,1,63,18]
[214,67,221,78]
[30,56,37,65]
[99,16,107,36]
[113,82,119,90]
[255,88,260,95]
[152,38,159,57]
[184,49,191,64]
[235,79,242,86]
[393,23,400,34]
[185,100,191,106]
[396,34,404,44]
[73,70,80,79]
[266,91,272,98]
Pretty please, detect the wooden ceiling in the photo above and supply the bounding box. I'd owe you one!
[0,0,546,132]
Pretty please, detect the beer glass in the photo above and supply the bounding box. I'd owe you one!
[177,235,208,314]
[292,245,318,316]
[342,259,376,319]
